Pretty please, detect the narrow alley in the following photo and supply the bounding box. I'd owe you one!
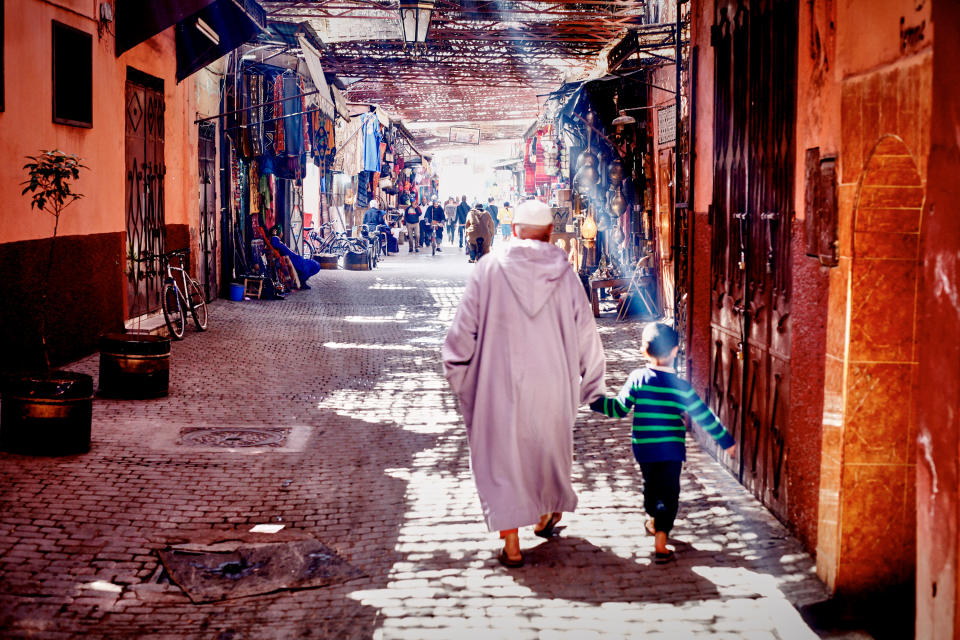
[2,251,837,639]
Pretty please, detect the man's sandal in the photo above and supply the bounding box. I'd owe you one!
[654,550,675,565]
[498,550,524,568]
[534,513,562,539]
[645,520,656,536]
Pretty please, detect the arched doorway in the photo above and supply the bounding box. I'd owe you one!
[821,134,922,596]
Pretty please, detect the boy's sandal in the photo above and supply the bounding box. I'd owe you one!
[534,512,562,539]
[498,549,524,568]
[645,520,656,537]
[654,550,675,565]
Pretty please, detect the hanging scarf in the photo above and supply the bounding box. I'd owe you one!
[273,77,285,155]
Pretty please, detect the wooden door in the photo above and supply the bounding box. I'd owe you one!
[708,0,797,519]
[125,76,166,318]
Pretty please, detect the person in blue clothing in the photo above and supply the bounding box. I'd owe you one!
[590,322,736,564]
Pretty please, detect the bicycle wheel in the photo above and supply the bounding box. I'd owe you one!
[301,238,314,260]
[187,279,208,331]
[431,234,436,256]
[162,283,186,340]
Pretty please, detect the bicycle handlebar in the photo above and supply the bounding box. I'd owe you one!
[137,248,190,263]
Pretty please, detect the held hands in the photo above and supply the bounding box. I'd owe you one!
[725,444,736,457]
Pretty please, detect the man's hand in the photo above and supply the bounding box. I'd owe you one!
[725,444,736,457]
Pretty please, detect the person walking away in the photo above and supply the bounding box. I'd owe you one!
[419,200,432,248]
[456,195,471,250]
[426,198,445,252]
[486,198,499,237]
[500,202,513,240]
[465,205,495,262]
[589,322,736,564]
[444,198,457,245]
[403,202,422,253]
[442,199,607,567]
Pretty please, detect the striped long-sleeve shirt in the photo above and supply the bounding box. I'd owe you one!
[590,367,734,463]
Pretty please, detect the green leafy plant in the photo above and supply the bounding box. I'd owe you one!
[21,150,87,371]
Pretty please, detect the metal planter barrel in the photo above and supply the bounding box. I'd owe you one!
[0,371,93,455]
[98,333,170,398]
[316,254,338,270]
[343,251,370,271]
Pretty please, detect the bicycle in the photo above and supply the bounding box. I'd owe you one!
[153,248,208,340]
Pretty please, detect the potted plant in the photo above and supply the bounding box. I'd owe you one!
[0,150,94,455]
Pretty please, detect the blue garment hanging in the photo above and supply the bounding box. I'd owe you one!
[361,112,382,173]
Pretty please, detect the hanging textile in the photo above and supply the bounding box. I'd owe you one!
[231,156,244,215]
[302,79,311,156]
[247,73,264,157]
[249,160,260,214]
[335,116,364,176]
[361,111,382,173]
[524,137,536,194]
[282,74,303,157]
[273,77,285,155]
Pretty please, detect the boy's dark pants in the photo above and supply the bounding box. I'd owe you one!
[638,461,683,533]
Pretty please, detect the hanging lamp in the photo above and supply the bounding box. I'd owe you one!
[399,0,435,48]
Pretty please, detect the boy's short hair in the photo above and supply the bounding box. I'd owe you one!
[642,322,679,359]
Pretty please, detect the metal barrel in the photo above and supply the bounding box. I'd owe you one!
[343,252,370,271]
[98,333,170,399]
[0,371,93,455]
[316,255,338,270]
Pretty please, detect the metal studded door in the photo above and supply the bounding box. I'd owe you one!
[708,0,797,520]
[125,75,166,317]
[198,122,218,301]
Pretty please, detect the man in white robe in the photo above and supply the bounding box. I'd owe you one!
[442,200,607,567]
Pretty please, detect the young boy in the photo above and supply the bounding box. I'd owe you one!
[590,322,736,564]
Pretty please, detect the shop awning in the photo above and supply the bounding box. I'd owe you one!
[115,0,266,82]
[331,86,350,120]
[297,35,335,119]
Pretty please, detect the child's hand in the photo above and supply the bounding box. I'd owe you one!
[725,444,736,457]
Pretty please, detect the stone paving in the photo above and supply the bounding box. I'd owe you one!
[0,241,862,639]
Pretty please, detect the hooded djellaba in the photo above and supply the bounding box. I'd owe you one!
[442,199,607,567]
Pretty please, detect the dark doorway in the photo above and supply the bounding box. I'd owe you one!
[708,0,798,520]
[198,121,218,301]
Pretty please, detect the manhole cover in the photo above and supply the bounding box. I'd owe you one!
[158,539,364,603]
[179,427,290,448]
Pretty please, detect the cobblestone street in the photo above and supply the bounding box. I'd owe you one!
[1,247,847,639]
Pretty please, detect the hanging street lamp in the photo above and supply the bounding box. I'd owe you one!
[398,0,435,54]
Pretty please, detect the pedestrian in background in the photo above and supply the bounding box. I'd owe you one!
[403,202,422,253]
[500,202,513,239]
[456,195,470,250]
[444,197,457,245]
[486,198,499,237]
[465,204,495,262]
[426,197,445,251]
[589,322,736,564]
[442,199,607,567]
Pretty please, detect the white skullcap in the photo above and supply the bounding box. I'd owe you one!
[369,199,379,208]
[513,200,553,226]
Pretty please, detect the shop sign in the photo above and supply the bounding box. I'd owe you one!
[657,105,676,146]
[450,126,481,145]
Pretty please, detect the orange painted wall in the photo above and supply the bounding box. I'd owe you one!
[0,0,199,243]
[916,1,960,636]
[813,0,930,601]
[0,0,213,367]
[691,1,932,607]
